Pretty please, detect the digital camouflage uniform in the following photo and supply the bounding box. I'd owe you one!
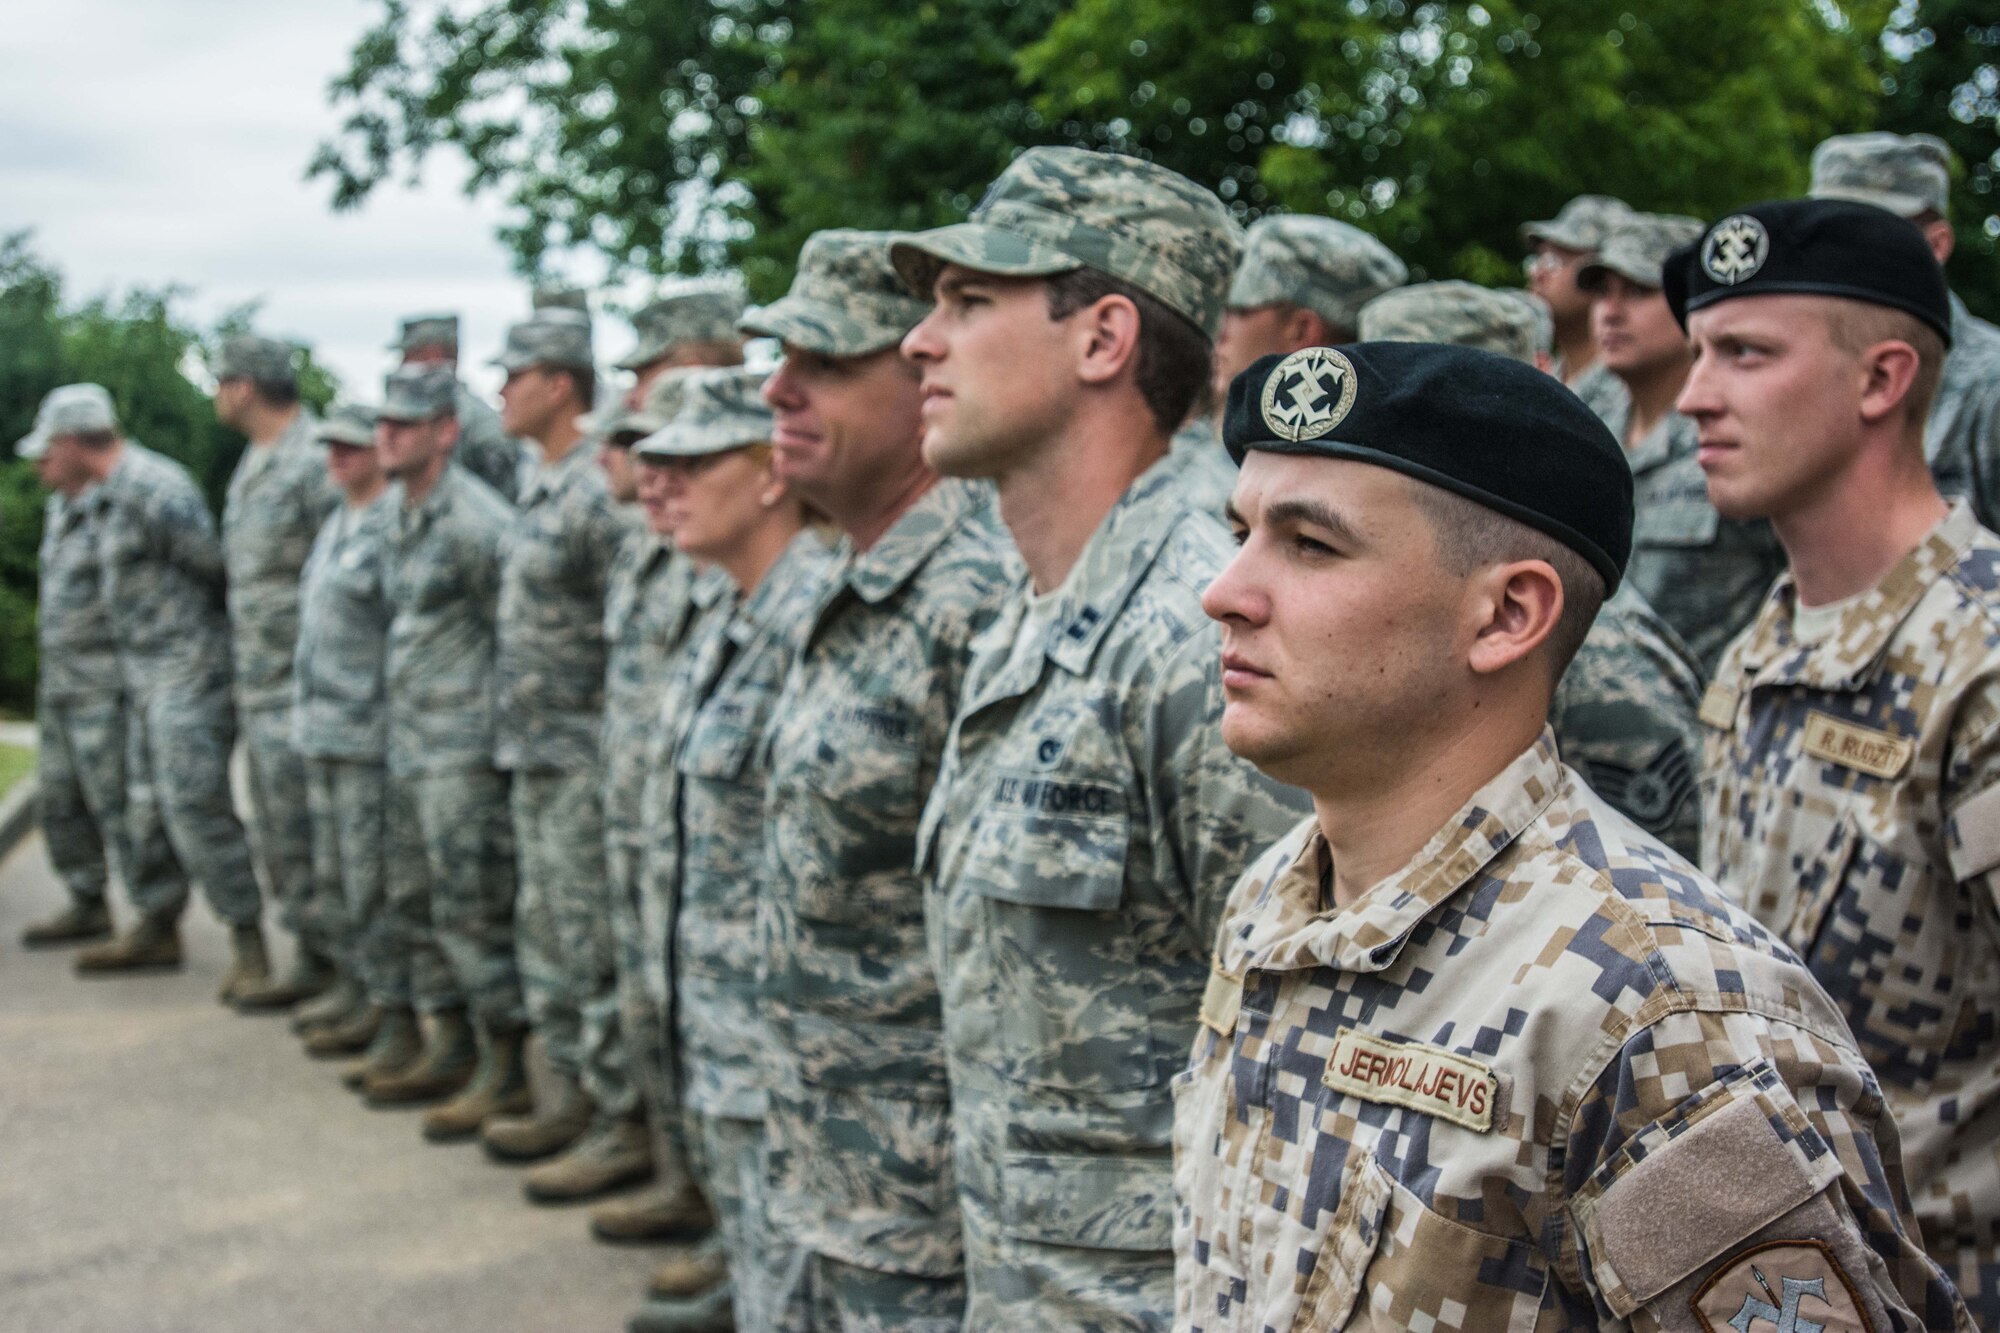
[1521,194,1635,427]
[381,463,523,1027]
[388,313,526,503]
[1700,501,2000,1325]
[89,443,263,926]
[1810,132,2000,532]
[496,411,632,1103]
[1167,416,1234,520]
[292,476,393,1005]
[34,487,149,911]
[1175,733,1969,1333]
[760,480,1014,1325]
[220,365,338,953]
[660,531,835,1331]
[618,275,748,372]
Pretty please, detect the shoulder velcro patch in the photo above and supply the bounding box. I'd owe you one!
[1801,712,1912,780]
[1946,783,2000,881]
[1321,1029,1497,1132]
[1199,965,1242,1038]
[1699,681,1740,732]
[1692,1240,1874,1333]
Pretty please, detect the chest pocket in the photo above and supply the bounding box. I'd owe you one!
[679,687,775,786]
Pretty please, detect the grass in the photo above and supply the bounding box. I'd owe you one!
[0,742,32,803]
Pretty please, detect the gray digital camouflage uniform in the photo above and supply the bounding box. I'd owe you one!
[760,480,1014,1320]
[293,495,394,1002]
[1175,733,1968,1332]
[914,462,1311,1330]
[496,439,632,1098]
[1608,406,1785,676]
[1700,501,2000,1326]
[88,443,262,925]
[657,532,834,1332]
[455,387,525,504]
[1167,417,1235,519]
[1225,214,1406,335]
[381,466,524,1027]
[223,408,339,952]
[36,489,150,911]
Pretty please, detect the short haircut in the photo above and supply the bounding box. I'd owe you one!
[249,377,300,408]
[71,429,118,450]
[1407,481,1607,687]
[1819,298,1946,433]
[550,366,595,411]
[1044,269,1212,434]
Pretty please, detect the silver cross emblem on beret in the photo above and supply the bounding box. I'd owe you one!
[1701,215,1769,286]
[1260,347,1359,442]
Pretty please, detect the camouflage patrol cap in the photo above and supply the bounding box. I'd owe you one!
[616,277,747,370]
[1359,281,1540,364]
[633,366,773,459]
[577,364,706,441]
[741,230,931,357]
[1810,131,1952,220]
[213,333,300,387]
[379,365,459,422]
[390,313,460,352]
[1227,215,1408,334]
[1520,194,1636,253]
[531,284,591,314]
[491,309,595,373]
[34,382,120,437]
[315,401,379,447]
[889,146,1245,338]
[1501,289,1555,355]
[1578,213,1707,291]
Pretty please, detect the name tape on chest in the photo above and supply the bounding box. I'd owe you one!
[1322,1029,1498,1133]
[1801,711,1912,780]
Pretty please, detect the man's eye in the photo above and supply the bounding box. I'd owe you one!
[1228,527,1249,547]
[1294,534,1336,557]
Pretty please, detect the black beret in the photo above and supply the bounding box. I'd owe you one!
[1223,342,1633,591]
[1663,198,1952,346]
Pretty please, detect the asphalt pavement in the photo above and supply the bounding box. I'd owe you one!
[0,831,663,1333]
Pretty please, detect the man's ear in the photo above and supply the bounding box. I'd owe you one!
[1074,293,1143,388]
[1466,560,1564,677]
[1856,340,1924,428]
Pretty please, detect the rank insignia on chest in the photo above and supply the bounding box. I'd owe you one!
[1801,711,1912,781]
[1322,1029,1498,1133]
[1199,966,1242,1037]
[1698,681,1740,732]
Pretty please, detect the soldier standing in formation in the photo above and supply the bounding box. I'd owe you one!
[390,312,526,503]
[1679,197,2000,1330]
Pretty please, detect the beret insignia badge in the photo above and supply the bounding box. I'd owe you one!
[1261,347,1358,442]
[1701,215,1770,286]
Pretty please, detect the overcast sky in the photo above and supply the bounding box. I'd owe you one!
[0,1,617,400]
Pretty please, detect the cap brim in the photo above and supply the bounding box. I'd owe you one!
[613,341,668,372]
[888,223,1083,299]
[1576,258,1662,292]
[1809,185,1930,220]
[1520,222,1591,252]
[738,297,910,358]
[15,432,49,460]
[316,431,376,447]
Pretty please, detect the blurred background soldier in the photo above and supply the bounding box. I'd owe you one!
[1521,192,1634,422]
[746,229,1014,1330]
[362,365,528,1129]
[483,309,637,1184]
[211,332,341,1011]
[391,312,525,503]
[1360,280,1706,856]
[1580,214,1784,674]
[1811,130,2000,531]
[892,148,1311,1329]
[33,385,272,997]
[615,277,747,410]
[286,402,393,1058]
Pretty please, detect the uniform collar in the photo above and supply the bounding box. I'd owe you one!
[1042,455,1188,677]
[840,478,989,606]
[1735,500,1980,690]
[1219,730,1564,976]
[728,528,831,648]
[518,436,593,506]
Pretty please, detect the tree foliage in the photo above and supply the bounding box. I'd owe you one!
[0,234,338,709]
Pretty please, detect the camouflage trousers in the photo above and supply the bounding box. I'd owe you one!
[302,758,384,995]
[960,1197,1174,1333]
[125,682,261,926]
[240,705,325,953]
[38,694,131,906]
[684,1110,806,1333]
[778,1255,965,1333]
[513,770,620,1099]
[384,767,525,1029]
[608,836,694,1186]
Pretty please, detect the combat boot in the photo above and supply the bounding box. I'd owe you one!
[302,1002,382,1058]
[364,1007,476,1105]
[216,922,272,1005]
[74,913,182,974]
[649,1247,729,1300]
[522,1114,655,1203]
[626,1283,733,1333]
[232,947,337,1012]
[22,898,113,948]
[341,1005,421,1092]
[292,974,366,1034]
[591,1183,715,1244]
[482,1072,594,1163]
[420,1025,532,1142]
